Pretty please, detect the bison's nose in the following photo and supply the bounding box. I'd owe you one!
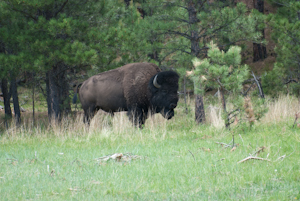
[170,103,177,109]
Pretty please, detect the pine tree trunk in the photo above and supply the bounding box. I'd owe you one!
[189,0,206,124]
[219,87,229,128]
[46,68,61,121]
[195,94,205,123]
[1,78,12,128]
[32,74,35,125]
[58,64,71,115]
[124,0,130,7]
[253,0,267,62]
[10,76,21,126]
[46,64,71,121]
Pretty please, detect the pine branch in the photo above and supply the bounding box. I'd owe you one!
[202,12,243,39]
[166,30,192,40]
[54,0,69,18]
[6,3,37,21]
[252,71,265,98]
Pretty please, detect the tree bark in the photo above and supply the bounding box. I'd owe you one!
[195,94,205,123]
[253,0,267,62]
[46,63,71,121]
[58,64,71,115]
[32,73,35,125]
[1,78,12,128]
[219,87,229,128]
[124,0,131,7]
[46,68,61,121]
[10,76,21,126]
[188,0,206,124]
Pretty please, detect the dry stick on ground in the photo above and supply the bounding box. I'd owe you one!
[239,134,244,146]
[275,150,295,162]
[237,156,271,164]
[216,142,232,148]
[95,153,142,162]
[188,150,195,161]
[252,146,266,156]
[275,154,286,162]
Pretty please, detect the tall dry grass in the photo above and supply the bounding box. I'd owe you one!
[1,95,299,139]
[187,94,300,128]
[261,95,300,124]
[0,108,169,142]
[206,105,223,128]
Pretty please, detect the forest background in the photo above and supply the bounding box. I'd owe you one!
[1,1,300,200]
[0,0,300,128]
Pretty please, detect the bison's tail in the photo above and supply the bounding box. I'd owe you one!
[72,83,82,104]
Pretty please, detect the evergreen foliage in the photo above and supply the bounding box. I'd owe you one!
[134,0,265,70]
[267,0,300,95]
[192,41,249,95]
[131,0,265,123]
[0,0,135,120]
[192,41,249,127]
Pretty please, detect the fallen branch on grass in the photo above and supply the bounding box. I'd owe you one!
[237,156,271,164]
[275,154,286,162]
[216,142,231,148]
[68,188,81,191]
[95,153,143,163]
[188,150,195,161]
[252,146,266,156]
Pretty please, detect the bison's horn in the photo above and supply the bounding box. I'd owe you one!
[153,75,161,88]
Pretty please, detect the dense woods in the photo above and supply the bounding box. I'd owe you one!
[0,0,300,127]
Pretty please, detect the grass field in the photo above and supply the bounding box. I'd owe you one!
[0,95,300,200]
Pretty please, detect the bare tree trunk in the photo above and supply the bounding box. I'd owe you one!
[32,74,35,125]
[46,64,71,121]
[1,78,12,128]
[124,0,131,7]
[46,68,61,121]
[253,0,267,62]
[10,76,21,126]
[58,64,71,115]
[189,0,206,124]
[195,94,205,123]
[219,87,229,128]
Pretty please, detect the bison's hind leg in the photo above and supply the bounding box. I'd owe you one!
[83,105,98,125]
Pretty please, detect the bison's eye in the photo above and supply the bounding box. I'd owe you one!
[162,90,168,93]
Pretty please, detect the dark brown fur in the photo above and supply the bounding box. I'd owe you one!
[77,62,179,127]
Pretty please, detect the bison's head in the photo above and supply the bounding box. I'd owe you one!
[148,71,179,119]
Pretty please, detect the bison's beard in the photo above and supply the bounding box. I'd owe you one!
[160,109,175,120]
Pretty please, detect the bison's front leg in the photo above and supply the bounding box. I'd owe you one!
[127,107,147,128]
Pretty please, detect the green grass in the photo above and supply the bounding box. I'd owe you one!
[1,96,300,200]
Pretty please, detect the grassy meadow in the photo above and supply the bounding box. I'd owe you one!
[0,94,300,200]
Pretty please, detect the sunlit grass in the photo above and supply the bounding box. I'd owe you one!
[0,95,300,200]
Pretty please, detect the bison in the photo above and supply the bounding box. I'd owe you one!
[73,62,179,127]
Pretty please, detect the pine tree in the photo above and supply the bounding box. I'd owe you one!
[129,0,265,124]
[0,0,131,121]
[267,0,300,95]
[192,41,249,127]
[0,1,25,126]
[253,0,267,62]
